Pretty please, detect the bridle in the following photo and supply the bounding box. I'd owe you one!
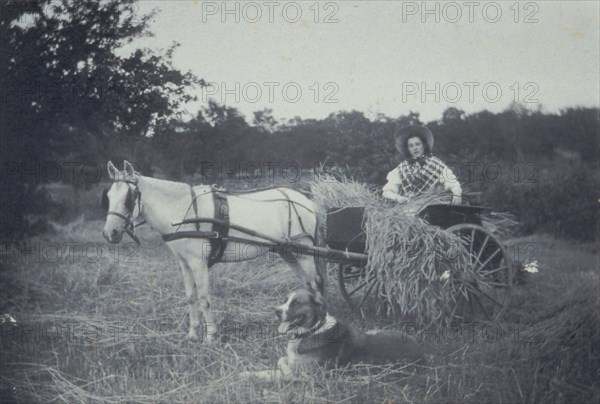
[101,178,144,244]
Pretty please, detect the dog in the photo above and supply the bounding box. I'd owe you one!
[240,287,424,380]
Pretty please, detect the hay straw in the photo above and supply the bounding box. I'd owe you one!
[481,211,519,238]
[311,170,471,326]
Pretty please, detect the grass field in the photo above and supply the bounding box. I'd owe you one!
[1,193,599,403]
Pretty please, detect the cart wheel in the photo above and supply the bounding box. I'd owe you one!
[337,263,379,314]
[445,224,513,324]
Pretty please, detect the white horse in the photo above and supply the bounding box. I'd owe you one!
[102,161,325,343]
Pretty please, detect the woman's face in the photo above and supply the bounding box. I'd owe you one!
[407,136,425,158]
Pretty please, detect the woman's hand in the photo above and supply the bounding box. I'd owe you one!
[383,190,408,204]
[451,195,462,205]
[395,195,409,204]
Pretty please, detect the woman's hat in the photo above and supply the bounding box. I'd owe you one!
[394,125,434,156]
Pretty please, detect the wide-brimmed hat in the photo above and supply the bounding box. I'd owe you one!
[394,125,434,156]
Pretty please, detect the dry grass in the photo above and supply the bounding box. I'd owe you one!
[311,175,471,326]
[1,190,599,403]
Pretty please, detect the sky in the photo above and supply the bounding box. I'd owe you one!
[123,0,600,123]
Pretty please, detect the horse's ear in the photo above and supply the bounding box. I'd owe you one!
[123,160,135,177]
[107,161,119,180]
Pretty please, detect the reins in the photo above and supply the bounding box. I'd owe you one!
[162,186,316,261]
[105,177,316,258]
[198,186,315,240]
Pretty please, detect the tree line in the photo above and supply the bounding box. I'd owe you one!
[1,0,597,241]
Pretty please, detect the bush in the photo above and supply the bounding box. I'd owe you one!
[0,180,54,240]
[482,161,598,241]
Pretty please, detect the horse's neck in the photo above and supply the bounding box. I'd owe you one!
[137,176,192,234]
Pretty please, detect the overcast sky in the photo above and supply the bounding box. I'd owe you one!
[125,1,600,123]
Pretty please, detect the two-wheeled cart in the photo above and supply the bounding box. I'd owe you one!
[327,204,514,323]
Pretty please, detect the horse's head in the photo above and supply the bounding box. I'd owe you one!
[102,160,141,244]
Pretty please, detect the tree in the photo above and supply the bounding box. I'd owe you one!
[0,0,199,238]
[252,108,278,134]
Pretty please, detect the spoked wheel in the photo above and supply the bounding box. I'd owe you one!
[445,224,514,324]
[337,263,379,314]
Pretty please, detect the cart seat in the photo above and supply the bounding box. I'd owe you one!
[325,204,490,254]
[326,207,367,254]
[418,204,488,229]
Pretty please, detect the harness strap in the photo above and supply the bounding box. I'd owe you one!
[163,187,315,265]
[162,230,220,242]
[227,194,314,214]
[208,190,230,267]
[277,188,313,243]
[212,185,279,194]
[106,210,141,245]
[190,186,200,232]
[163,187,230,267]
[107,210,129,222]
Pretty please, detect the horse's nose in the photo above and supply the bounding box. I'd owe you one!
[111,229,119,239]
[275,307,283,320]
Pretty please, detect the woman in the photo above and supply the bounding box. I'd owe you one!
[382,125,462,205]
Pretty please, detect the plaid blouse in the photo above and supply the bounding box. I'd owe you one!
[382,155,461,198]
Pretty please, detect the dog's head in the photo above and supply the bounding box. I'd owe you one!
[275,286,327,336]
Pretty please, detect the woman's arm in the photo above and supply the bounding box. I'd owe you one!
[440,163,462,205]
[382,190,409,203]
[382,168,409,203]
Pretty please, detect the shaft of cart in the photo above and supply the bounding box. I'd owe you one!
[170,218,368,267]
[276,242,368,267]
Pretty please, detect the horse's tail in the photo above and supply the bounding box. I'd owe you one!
[314,211,328,297]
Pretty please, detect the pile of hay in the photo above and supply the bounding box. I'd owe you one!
[532,283,600,401]
[311,174,471,325]
[481,211,520,239]
[496,271,600,402]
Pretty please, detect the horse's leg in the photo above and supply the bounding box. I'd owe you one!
[314,215,328,297]
[282,242,325,295]
[178,259,201,341]
[188,258,215,344]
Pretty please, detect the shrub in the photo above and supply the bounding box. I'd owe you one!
[482,161,598,241]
